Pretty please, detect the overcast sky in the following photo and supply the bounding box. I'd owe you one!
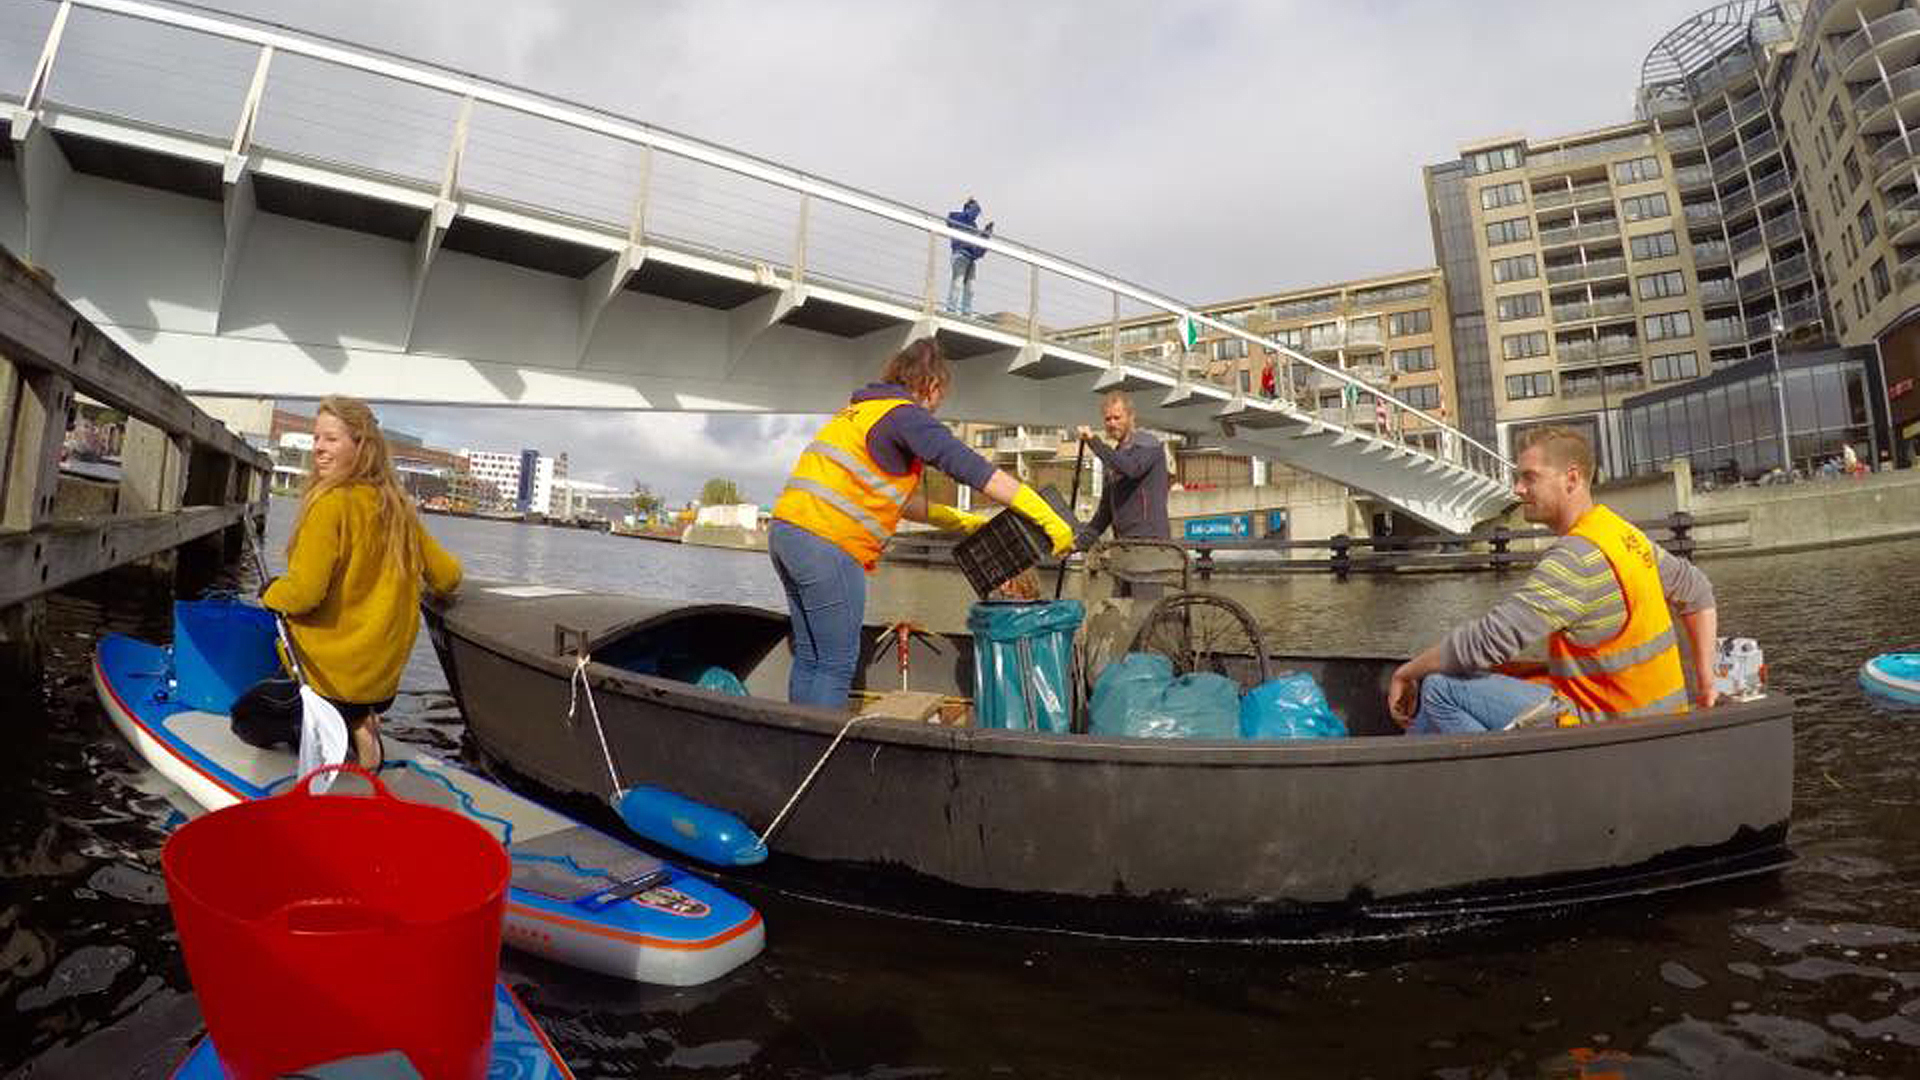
[210,0,1707,503]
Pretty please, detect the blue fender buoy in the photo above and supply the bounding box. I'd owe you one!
[1860,653,1920,708]
[613,786,768,866]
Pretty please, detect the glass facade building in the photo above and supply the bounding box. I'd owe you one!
[1621,345,1894,481]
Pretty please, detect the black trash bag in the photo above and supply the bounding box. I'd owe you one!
[230,677,302,750]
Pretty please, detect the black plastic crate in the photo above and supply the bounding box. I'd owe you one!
[953,485,1074,599]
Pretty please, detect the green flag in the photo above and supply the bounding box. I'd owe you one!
[1176,315,1199,350]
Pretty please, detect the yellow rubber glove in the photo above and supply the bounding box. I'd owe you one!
[1009,484,1075,556]
[925,503,988,534]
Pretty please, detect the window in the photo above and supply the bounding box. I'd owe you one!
[1830,99,1847,139]
[1214,337,1248,361]
[1502,331,1549,360]
[1854,278,1869,315]
[1843,149,1862,191]
[1492,254,1538,283]
[1485,217,1533,246]
[1506,372,1554,399]
[1845,226,1859,262]
[1270,327,1304,349]
[1630,231,1679,260]
[1829,179,1844,217]
[1562,369,1600,397]
[1353,281,1432,305]
[1816,128,1831,167]
[1613,156,1662,185]
[1467,145,1523,175]
[1392,346,1436,373]
[1873,257,1891,300]
[1621,193,1671,222]
[1389,309,1432,336]
[1637,270,1686,300]
[1644,310,1694,341]
[973,429,996,448]
[1859,202,1879,244]
[1396,384,1442,410]
[1497,292,1545,321]
[1480,181,1527,210]
[1649,350,1700,382]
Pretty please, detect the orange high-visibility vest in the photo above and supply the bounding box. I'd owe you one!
[1546,504,1689,722]
[772,397,923,569]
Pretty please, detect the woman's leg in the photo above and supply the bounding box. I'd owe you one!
[768,521,866,708]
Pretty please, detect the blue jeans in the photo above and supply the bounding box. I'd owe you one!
[947,253,976,313]
[1412,672,1557,734]
[768,520,866,708]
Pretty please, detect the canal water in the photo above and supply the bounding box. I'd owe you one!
[3,499,1918,1078]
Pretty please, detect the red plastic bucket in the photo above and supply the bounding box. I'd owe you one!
[162,764,510,1079]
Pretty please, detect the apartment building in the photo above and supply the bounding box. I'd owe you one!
[1426,0,1909,481]
[1773,0,1920,460]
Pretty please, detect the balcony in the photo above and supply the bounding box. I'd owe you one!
[1773,251,1813,285]
[1744,311,1780,340]
[1664,127,1703,150]
[1762,209,1803,244]
[1856,67,1920,134]
[1533,182,1613,211]
[1838,9,1920,82]
[1692,53,1756,98]
[1538,219,1620,248]
[1702,109,1737,145]
[1751,169,1793,206]
[1710,146,1746,177]
[1730,92,1768,125]
[1743,128,1780,162]
[1720,186,1756,220]
[1674,164,1715,191]
[1873,134,1920,186]
[1692,240,1731,265]
[989,427,1069,456]
[1683,202,1723,226]
[1779,297,1824,330]
[1706,321,1745,346]
[1731,224,1765,257]
[1345,323,1385,349]
[1545,256,1627,285]
[1888,192,1920,243]
[1551,295,1636,324]
[1698,278,1739,305]
[1738,269,1775,299]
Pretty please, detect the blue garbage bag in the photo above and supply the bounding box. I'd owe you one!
[171,599,281,713]
[1240,672,1347,739]
[1089,653,1239,739]
[968,600,1083,732]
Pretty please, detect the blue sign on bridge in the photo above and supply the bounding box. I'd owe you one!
[1183,514,1252,541]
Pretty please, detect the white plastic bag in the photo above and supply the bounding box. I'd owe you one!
[296,685,350,793]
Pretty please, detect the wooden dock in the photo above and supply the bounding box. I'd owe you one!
[0,247,268,681]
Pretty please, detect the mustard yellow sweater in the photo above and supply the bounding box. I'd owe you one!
[262,485,462,704]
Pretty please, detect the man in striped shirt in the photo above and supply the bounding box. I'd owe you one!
[1388,427,1719,734]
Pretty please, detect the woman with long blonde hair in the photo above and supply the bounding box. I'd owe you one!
[262,396,462,768]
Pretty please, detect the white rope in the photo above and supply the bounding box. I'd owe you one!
[567,653,624,796]
[760,711,870,846]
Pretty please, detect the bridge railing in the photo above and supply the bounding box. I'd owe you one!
[4,0,1512,488]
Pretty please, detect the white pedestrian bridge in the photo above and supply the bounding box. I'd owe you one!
[1,0,1513,531]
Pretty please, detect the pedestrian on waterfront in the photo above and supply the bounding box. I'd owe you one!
[769,337,1074,708]
[1387,426,1719,734]
[945,197,992,315]
[262,396,463,769]
[1260,355,1278,399]
[1075,391,1172,598]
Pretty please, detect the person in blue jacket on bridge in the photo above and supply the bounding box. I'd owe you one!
[769,337,1074,708]
[945,197,993,315]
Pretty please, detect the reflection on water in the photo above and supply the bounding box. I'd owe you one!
[4,500,1919,1078]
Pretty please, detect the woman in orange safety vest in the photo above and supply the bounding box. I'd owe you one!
[769,337,1075,708]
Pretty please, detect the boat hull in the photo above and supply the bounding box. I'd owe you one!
[428,585,1796,938]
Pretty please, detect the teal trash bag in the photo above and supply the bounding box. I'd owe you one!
[1240,672,1347,739]
[1089,653,1239,739]
[968,600,1084,732]
[694,667,749,697]
[171,599,281,713]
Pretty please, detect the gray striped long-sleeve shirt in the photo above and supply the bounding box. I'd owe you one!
[1440,534,1715,673]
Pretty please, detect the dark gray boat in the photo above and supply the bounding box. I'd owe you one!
[424,584,1795,940]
